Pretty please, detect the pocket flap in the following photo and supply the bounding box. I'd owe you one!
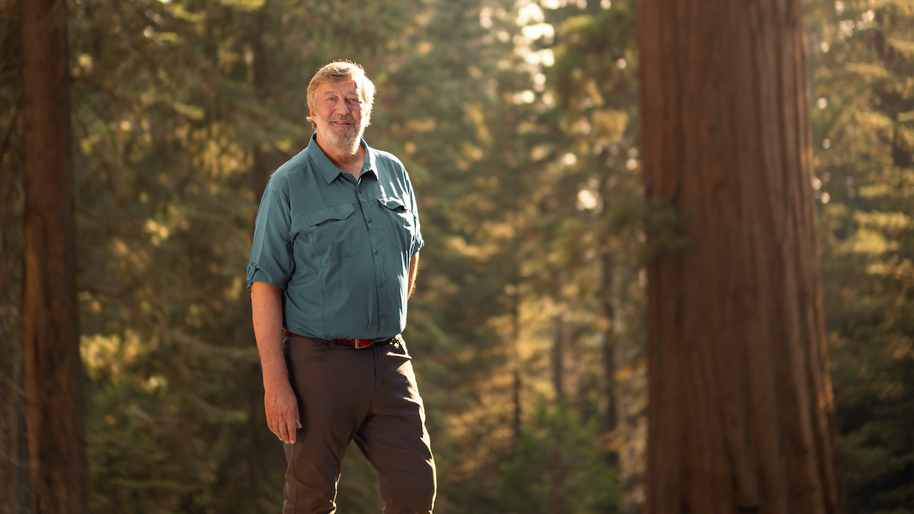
[378,196,407,212]
[304,204,355,226]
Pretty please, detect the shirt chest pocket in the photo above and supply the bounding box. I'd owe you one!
[302,204,363,262]
[377,197,415,251]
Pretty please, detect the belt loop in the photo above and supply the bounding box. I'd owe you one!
[328,338,338,349]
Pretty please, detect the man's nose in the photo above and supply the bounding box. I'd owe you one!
[333,99,350,115]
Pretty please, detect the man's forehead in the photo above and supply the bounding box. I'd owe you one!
[317,80,360,96]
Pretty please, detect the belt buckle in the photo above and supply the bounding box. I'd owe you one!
[354,339,371,349]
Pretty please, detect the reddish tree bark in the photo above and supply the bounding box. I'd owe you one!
[21,0,87,512]
[638,1,844,513]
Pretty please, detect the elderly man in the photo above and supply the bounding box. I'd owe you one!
[247,61,436,514]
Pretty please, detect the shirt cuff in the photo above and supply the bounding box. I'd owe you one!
[246,263,287,291]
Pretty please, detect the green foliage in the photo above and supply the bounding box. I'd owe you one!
[496,403,621,514]
[807,0,914,511]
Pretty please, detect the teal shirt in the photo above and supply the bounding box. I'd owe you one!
[247,134,423,341]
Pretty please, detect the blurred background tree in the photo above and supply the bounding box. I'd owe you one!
[0,0,911,513]
[19,0,87,512]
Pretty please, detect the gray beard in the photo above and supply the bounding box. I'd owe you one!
[319,120,364,156]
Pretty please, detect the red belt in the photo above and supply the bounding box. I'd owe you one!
[284,330,395,349]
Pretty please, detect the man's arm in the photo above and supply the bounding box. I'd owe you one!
[408,252,419,299]
[251,281,301,444]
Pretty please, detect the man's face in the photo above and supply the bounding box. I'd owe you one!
[310,80,368,156]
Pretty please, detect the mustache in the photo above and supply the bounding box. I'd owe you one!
[329,115,356,123]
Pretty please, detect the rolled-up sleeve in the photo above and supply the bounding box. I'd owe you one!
[408,178,424,256]
[247,178,293,290]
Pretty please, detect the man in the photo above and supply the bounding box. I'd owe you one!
[247,61,436,514]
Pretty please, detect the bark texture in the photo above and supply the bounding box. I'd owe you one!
[21,0,88,512]
[638,0,844,513]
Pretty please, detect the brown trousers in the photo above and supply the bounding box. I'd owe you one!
[282,335,436,514]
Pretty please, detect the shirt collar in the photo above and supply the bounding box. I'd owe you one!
[306,133,377,184]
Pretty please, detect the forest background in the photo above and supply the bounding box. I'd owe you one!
[1,0,912,513]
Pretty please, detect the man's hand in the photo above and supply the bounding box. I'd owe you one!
[265,381,302,444]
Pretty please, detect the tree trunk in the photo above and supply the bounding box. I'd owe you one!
[21,0,87,512]
[509,275,522,451]
[551,313,565,401]
[638,1,844,513]
[250,7,272,201]
[599,251,619,468]
[208,10,287,510]
[549,313,564,514]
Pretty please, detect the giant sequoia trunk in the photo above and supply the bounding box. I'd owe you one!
[21,0,87,512]
[638,1,844,513]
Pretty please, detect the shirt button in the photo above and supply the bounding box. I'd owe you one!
[380,313,386,319]
[367,218,373,224]
[374,250,379,255]
[378,283,384,288]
